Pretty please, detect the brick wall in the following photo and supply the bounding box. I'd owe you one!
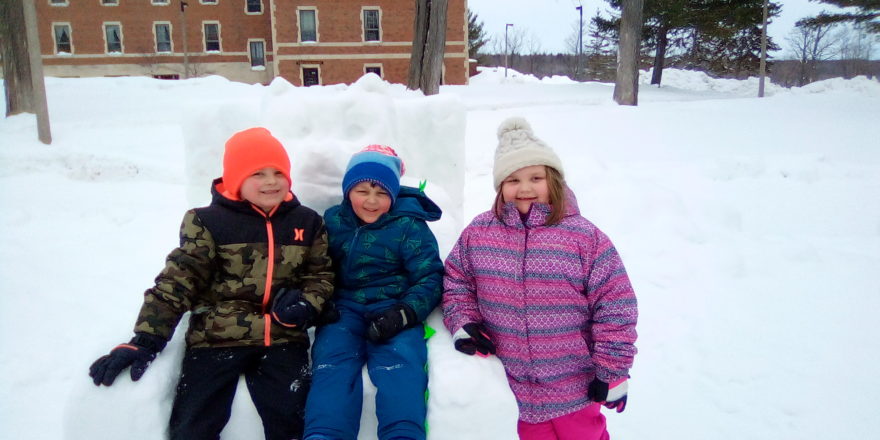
[33,0,467,86]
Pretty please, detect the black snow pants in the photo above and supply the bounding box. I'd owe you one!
[169,343,311,440]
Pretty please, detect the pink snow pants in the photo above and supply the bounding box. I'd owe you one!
[517,403,610,440]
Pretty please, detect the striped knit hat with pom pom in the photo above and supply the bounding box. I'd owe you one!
[492,117,564,190]
[342,144,406,205]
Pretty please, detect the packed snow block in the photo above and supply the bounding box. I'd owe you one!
[176,75,468,439]
[63,336,185,439]
[181,73,466,258]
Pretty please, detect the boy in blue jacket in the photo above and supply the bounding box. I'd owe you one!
[274,145,443,440]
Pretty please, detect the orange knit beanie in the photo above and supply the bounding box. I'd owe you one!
[221,127,291,199]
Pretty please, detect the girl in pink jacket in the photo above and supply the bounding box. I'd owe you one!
[442,117,638,440]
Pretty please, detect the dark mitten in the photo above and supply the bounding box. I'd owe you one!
[314,300,340,327]
[453,323,496,357]
[588,377,629,413]
[366,303,417,343]
[88,333,166,386]
[271,288,318,328]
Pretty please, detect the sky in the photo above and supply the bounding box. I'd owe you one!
[1,68,879,439]
[467,0,846,57]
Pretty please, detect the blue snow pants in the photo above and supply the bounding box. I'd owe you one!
[304,300,428,440]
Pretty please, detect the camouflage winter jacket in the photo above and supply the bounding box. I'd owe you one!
[323,186,443,321]
[134,179,334,348]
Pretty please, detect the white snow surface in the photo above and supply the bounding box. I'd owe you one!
[1,68,878,440]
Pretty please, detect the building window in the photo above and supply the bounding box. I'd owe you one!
[152,0,169,4]
[299,9,316,42]
[363,9,380,42]
[203,22,220,52]
[365,66,382,77]
[246,0,261,13]
[104,23,122,53]
[155,23,172,53]
[302,67,319,86]
[200,0,217,4]
[53,24,72,53]
[249,40,265,68]
[49,0,69,6]
[101,0,119,5]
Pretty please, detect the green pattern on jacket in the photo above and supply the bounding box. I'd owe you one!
[324,186,443,321]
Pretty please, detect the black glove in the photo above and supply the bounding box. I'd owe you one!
[588,377,629,413]
[271,288,318,328]
[366,303,417,343]
[453,322,496,356]
[314,300,340,327]
[89,333,166,386]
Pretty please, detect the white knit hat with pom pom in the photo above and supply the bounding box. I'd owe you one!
[492,117,564,190]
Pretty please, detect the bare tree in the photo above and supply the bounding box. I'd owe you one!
[614,0,645,105]
[408,0,448,95]
[565,20,588,79]
[836,23,877,78]
[786,23,838,85]
[1,0,34,116]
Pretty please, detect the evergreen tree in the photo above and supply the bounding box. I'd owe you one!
[798,1,879,33]
[597,0,781,80]
[686,0,781,78]
[467,9,489,60]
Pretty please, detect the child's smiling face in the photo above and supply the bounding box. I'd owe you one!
[501,165,550,215]
[348,181,392,224]
[240,167,288,212]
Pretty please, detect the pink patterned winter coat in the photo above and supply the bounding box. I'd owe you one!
[442,189,638,423]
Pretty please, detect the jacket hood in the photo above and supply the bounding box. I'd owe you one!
[389,186,442,222]
[332,185,441,227]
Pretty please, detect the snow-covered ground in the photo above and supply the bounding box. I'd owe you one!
[1,68,878,440]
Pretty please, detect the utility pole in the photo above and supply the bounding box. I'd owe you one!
[576,5,583,80]
[758,0,769,97]
[22,0,51,144]
[180,1,190,79]
[505,23,513,77]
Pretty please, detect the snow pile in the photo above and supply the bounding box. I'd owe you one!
[471,66,577,85]
[785,75,880,96]
[639,67,789,95]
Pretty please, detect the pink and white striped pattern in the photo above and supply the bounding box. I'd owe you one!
[442,189,638,423]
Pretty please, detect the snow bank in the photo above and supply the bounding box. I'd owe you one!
[1,67,878,440]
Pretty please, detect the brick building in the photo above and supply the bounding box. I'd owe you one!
[36,0,468,86]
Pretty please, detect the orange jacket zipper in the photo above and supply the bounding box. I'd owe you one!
[253,204,278,346]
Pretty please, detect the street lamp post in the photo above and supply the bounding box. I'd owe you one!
[758,0,769,97]
[505,23,513,77]
[576,5,583,80]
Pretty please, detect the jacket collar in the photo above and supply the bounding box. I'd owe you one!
[210,177,299,217]
[336,185,442,228]
[499,186,580,228]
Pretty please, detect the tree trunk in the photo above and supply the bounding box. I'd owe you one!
[613,0,644,106]
[408,0,447,95]
[650,23,669,86]
[421,0,447,95]
[407,0,429,90]
[1,0,35,117]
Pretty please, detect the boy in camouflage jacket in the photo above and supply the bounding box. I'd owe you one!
[300,145,443,440]
[89,127,334,440]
